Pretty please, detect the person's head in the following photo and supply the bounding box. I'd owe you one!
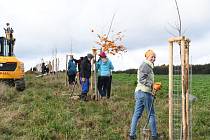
[145,49,156,63]
[80,57,84,60]
[69,54,74,60]
[87,53,94,61]
[6,23,10,26]
[99,52,106,58]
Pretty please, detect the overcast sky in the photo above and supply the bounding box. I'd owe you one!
[0,0,210,71]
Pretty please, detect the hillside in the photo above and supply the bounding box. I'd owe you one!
[0,73,210,139]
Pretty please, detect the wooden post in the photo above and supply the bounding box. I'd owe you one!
[90,68,93,93]
[168,36,190,140]
[90,57,94,93]
[58,58,59,71]
[168,41,174,140]
[181,37,187,140]
[66,55,68,86]
[56,58,58,78]
[185,39,190,140]
[92,47,98,100]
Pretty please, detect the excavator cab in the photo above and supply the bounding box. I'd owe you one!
[0,24,25,91]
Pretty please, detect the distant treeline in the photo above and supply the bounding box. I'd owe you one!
[113,63,210,75]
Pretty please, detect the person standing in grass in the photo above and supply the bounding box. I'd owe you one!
[48,61,52,74]
[129,50,158,140]
[67,55,77,85]
[80,53,94,101]
[96,52,114,99]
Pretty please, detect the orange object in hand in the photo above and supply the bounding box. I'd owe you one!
[153,82,162,91]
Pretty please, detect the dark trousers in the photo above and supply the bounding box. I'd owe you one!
[68,74,76,85]
[97,76,110,97]
[107,75,112,98]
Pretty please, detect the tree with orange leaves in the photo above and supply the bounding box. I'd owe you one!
[92,29,127,55]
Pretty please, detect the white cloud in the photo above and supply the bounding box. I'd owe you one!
[0,0,209,71]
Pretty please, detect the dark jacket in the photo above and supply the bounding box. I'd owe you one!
[80,56,91,78]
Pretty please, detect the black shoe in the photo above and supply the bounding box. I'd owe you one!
[80,94,88,101]
[80,94,85,101]
[129,135,136,140]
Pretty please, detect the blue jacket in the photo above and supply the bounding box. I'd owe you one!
[67,60,77,75]
[96,58,114,76]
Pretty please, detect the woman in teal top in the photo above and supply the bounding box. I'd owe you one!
[96,52,114,98]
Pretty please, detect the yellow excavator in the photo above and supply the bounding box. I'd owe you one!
[0,23,25,91]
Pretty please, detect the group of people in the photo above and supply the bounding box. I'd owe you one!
[41,61,52,74]
[67,51,114,101]
[2,22,160,139]
[68,49,160,140]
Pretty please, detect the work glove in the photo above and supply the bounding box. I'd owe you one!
[152,82,162,96]
[153,82,162,91]
[81,77,86,82]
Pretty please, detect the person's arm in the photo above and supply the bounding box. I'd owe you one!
[109,61,114,70]
[139,64,152,88]
[73,59,78,64]
[68,61,71,70]
[96,60,101,71]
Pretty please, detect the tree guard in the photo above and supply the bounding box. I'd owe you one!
[168,36,191,140]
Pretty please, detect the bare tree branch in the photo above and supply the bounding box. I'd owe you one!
[164,26,177,37]
[168,22,179,33]
[182,27,188,35]
[174,0,182,36]
[107,13,116,39]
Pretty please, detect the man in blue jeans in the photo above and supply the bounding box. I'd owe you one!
[129,50,159,140]
[80,53,94,101]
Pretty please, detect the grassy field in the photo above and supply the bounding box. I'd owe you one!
[0,73,210,140]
